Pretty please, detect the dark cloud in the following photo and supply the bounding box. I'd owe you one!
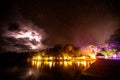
[8,23,20,31]
[0,37,30,52]
[107,27,120,43]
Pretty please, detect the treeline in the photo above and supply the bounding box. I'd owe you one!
[0,51,36,61]
[37,44,81,57]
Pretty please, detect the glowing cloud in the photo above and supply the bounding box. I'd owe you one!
[3,20,46,52]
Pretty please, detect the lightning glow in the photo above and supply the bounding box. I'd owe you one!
[3,21,46,51]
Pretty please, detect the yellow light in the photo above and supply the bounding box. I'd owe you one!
[105,55,108,59]
[68,57,72,60]
[81,61,87,67]
[77,57,80,59]
[76,61,80,66]
[43,57,47,60]
[59,57,63,60]
[81,56,86,59]
[67,61,72,66]
[90,55,96,59]
[32,60,35,66]
[37,56,42,60]
[32,56,38,60]
[49,61,53,68]
[43,61,53,68]
[64,61,68,67]
[64,57,67,60]
[36,61,42,70]
[59,61,63,65]
[49,57,53,60]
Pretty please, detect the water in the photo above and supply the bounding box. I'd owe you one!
[0,57,95,80]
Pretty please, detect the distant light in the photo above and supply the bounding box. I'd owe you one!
[112,55,117,58]
[49,57,53,60]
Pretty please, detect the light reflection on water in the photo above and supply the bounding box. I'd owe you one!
[0,59,95,80]
[26,59,95,80]
[30,60,95,71]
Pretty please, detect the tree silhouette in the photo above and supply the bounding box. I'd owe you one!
[106,27,120,51]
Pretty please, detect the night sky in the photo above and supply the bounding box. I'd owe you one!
[0,0,120,52]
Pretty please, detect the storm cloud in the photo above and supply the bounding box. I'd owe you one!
[0,0,120,52]
[0,16,46,52]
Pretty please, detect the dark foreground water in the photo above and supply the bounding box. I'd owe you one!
[0,57,95,80]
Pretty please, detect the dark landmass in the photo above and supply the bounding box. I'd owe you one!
[0,52,35,67]
[81,59,120,80]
